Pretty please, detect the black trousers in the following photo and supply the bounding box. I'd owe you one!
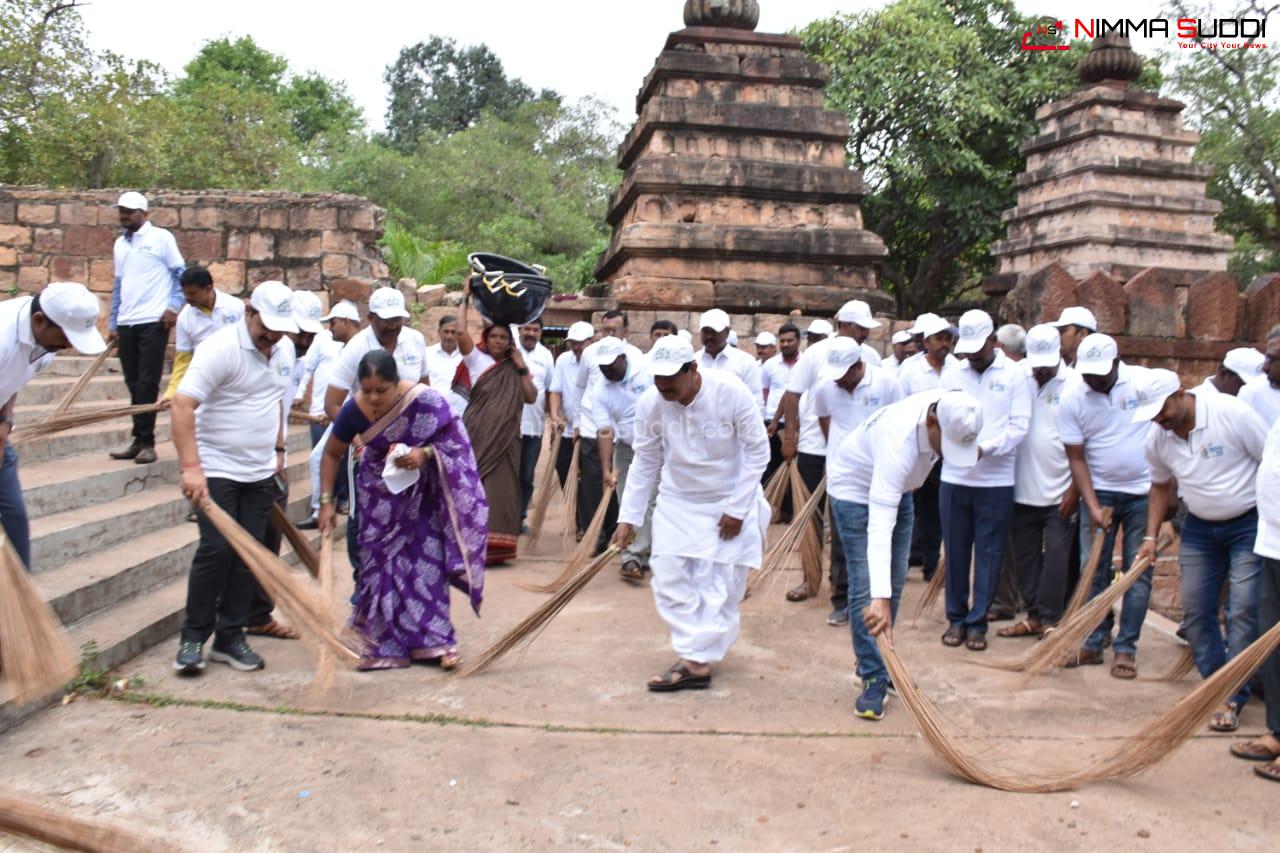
[181,476,276,647]
[250,478,288,627]
[797,451,845,606]
[578,437,618,554]
[116,321,167,446]
[762,428,792,521]
[912,462,943,580]
[1260,557,1280,737]
[519,434,542,522]
[1007,503,1077,624]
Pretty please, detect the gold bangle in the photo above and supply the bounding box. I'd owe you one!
[319,493,334,505]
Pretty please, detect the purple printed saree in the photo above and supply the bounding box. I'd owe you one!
[351,384,488,662]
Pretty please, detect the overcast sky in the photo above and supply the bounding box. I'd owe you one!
[78,1,1209,130]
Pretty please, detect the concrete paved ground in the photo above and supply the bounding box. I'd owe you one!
[2,513,1279,850]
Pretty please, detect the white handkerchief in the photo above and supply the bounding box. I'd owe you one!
[382,443,420,495]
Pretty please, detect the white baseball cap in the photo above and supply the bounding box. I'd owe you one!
[911,313,952,339]
[566,321,595,342]
[250,281,300,334]
[116,191,148,212]
[1051,306,1098,331]
[819,337,863,381]
[727,330,739,348]
[953,309,994,356]
[699,308,732,333]
[1075,333,1119,376]
[891,330,913,346]
[935,390,983,468]
[593,336,629,366]
[806,319,835,337]
[648,335,696,377]
[1131,369,1183,422]
[321,300,360,323]
[39,282,106,354]
[755,331,778,347]
[1024,323,1062,368]
[1223,347,1265,381]
[836,299,881,329]
[291,290,323,334]
[368,288,411,320]
[677,329,693,343]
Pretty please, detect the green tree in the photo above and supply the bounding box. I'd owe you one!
[1163,1,1280,283]
[383,36,557,151]
[801,0,1109,314]
[174,34,286,97]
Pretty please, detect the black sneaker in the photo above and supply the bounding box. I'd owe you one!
[209,639,265,672]
[295,515,320,531]
[826,607,850,627]
[173,641,205,676]
[109,441,142,460]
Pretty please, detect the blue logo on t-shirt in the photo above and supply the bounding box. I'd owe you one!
[1202,444,1225,459]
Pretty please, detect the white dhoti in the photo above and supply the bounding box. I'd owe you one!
[649,488,770,663]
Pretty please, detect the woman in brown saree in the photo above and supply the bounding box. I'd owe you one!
[455,300,538,565]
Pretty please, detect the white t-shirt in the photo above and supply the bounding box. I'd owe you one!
[811,364,900,458]
[939,350,1032,488]
[327,325,430,398]
[297,329,344,418]
[896,351,960,397]
[177,321,294,483]
[1014,364,1078,506]
[175,290,244,353]
[1057,362,1155,495]
[761,353,796,423]
[1254,419,1280,560]
[577,338,644,440]
[1194,376,1220,396]
[1240,377,1280,429]
[549,351,584,439]
[786,339,836,456]
[113,221,184,327]
[519,342,555,437]
[0,296,55,407]
[695,345,763,404]
[591,360,653,446]
[426,342,462,389]
[1146,391,1268,522]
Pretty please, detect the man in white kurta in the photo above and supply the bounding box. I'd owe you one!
[613,336,770,692]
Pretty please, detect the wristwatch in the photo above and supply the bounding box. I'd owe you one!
[516,367,530,376]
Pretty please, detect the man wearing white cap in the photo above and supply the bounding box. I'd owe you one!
[761,323,801,507]
[516,318,555,528]
[937,310,1031,650]
[611,336,770,691]
[549,320,595,507]
[0,281,107,570]
[108,191,185,465]
[162,265,244,406]
[426,314,465,415]
[755,331,777,360]
[1197,347,1265,397]
[296,301,361,529]
[171,281,299,675]
[1057,333,1158,678]
[883,330,915,373]
[1134,369,1268,730]
[813,337,900,616]
[593,337,656,580]
[1240,325,1280,428]
[999,324,1079,638]
[830,389,982,720]
[834,300,884,367]
[1051,306,1098,369]
[696,309,763,400]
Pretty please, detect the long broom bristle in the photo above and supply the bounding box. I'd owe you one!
[199,499,362,664]
[560,440,581,553]
[524,485,615,594]
[792,464,823,595]
[270,504,320,578]
[0,790,172,852]
[0,534,77,705]
[11,404,161,446]
[459,545,620,677]
[44,344,115,422]
[879,613,1280,792]
[1153,646,1196,682]
[763,460,792,522]
[909,550,948,627]
[1060,508,1116,621]
[524,426,562,550]
[746,477,826,596]
[288,411,326,426]
[311,529,337,693]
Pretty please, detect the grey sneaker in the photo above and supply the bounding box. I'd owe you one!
[209,639,264,672]
[826,607,850,627]
[173,641,205,676]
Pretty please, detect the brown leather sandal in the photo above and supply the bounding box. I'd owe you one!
[245,619,300,640]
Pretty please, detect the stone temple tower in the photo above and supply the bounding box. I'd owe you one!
[594,0,889,316]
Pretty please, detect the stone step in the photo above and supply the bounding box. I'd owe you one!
[16,375,132,407]
[10,416,174,465]
[20,425,312,521]
[28,446,316,570]
[38,356,125,378]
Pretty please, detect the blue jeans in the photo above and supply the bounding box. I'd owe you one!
[832,495,914,684]
[1180,511,1260,708]
[0,443,30,570]
[1080,490,1149,655]
[940,483,1015,632]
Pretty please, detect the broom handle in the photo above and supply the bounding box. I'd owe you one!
[44,343,115,422]
[270,503,321,578]
[0,794,166,853]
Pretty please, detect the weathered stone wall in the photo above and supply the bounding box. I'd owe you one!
[0,186,391,317]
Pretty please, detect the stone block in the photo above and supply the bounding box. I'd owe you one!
[1123,268,1179,337]
[1077,271,1127,334]
[50,256,87,282]
[59,202,97,226]
[88,259,115,293]
[321,230,359,254]
[1187,272,1241,340]
[17,204,56,226]
[321,253,350,278]
[0,225,32,248]
[279,235,322,259]
[289,207,338,231]
[287,263,322,290]
[0,247,15,266]
[176,230,222,262]
[148,208,179,228]
[339,206,379,232]
[18,265,49,292]
[1005,262,1077,328]
[1244,274,1280,341]
[259,208,289,230]
[610,276,714,308]
[0,202,14,224]
[247,266,286,287]
[180,207,219,229]
[31,228,62,253]
[207,261,245,290]
[416,284,447,307]
[0,269,14,290]
[226,231,275,262]
[62,224,115,256]
[220,206,260,228]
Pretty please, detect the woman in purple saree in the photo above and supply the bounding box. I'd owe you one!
[319,350,487,671]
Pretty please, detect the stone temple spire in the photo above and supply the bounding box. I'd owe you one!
[683,0,760,31]
[1077,35,1144,87]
